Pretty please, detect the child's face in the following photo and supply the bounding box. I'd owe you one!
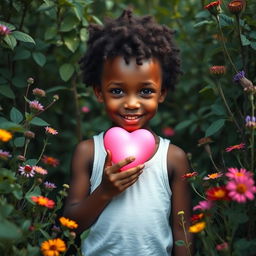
[94,56,167,132]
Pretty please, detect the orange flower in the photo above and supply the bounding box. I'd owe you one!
[45,126,58,135]
[203,172,223,180]
[31,196,55,209]
[182,172,198,179]
[225,143,245,152]
[189,221,206,233]
[41,238,66,256]
[191,213,204,223]
[42,155,59,167]
[0,129,13,142]
[206,186,230,201]
[59,217,78,229]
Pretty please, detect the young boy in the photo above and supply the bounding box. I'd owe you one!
[64,9,193,256]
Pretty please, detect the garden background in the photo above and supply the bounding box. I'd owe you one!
[0,0,256,255]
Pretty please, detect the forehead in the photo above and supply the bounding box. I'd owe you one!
[101,56,162,83]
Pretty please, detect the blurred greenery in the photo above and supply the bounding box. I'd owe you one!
[0,0,256,254]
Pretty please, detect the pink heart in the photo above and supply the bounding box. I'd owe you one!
[103,127,155,171]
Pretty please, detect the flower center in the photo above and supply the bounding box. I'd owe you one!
[50,245,57,251]
[24,165,32,172]
[214,190,225,198]
[236,184,247,194]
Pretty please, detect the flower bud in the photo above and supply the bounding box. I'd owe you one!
[0,24,11,36]
[209,66,226,76]
[69,231,76,239]
[27,77,34,85]
[228,0,244,15]
[53,94,59,101]
[63,184,70,189]
[24,131,35,139]
[17,155,26,162]
[32,88,46,97]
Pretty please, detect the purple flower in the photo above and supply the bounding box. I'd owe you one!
[29,100,44,112]
[0,149,12,160]
[44,181,57,189]
[233,71,245,82]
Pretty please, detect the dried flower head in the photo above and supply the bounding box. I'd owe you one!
[198,137,213,146]
[29,100,44,112]
[204,1,221,16]
[27,77,34,84]
[209,65,226,76]
[32,88,46,97]
[0,129,13,142]
[24,130,35,139]
[0,24,11,36]
[228,0,244,14]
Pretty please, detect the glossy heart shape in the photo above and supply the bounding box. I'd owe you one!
[103,127,155,171]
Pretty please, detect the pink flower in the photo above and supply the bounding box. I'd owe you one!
[0,24,11,36]
[81,106,90,113]
[0,149,12,160]
[29,100,44,112]
[45,127,58,135]
[19,165,35,177]
[193,200,213,211]
[226,167,253,180]
[33,166,48,175]
[225,143,245,152]
[216,242,229,251]
[162,127,175,137]
[226,176,256,203]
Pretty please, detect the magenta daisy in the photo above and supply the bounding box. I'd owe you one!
[226,176,256,203]
[226,168,253,180]
[0,149,12,160]
[203,172,223,180]
[44,181,57,189]
[193,200,213,211]
[29,100,44,112]
[33,166,48,175]
[19,165,35,177]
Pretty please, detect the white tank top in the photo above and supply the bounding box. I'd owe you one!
[82,132,173,256]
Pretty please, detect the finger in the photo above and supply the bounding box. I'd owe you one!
[112,156,136,171]
[118,164,144,179]
[104,150,112,168]
[120,177,139,190]
[119,170,143,185]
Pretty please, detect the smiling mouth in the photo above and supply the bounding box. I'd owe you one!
[123,115,141,120]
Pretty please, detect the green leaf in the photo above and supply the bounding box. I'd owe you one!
[25,159,38,165]
[0,85,15,99]
[0,21,16,30]
[32,52,46,67]
[13,49,31,60]
[80,28,88,42]
[46,86,67,93]
[0,219,22,240]
[251,42,256,50]
[60,15,79,32]
[10,107,23,123]
[205,119,225,137]
[64,35,79,52]
[91,15,103,25]
[241,34,251,46]
[59,63,75,81]
[3,34,17,50]
[193,20,213,28]
[0,121,24,132]
[249,31,256,39]
[13,137,25,147]
[175,240,186,247]
[219,13,234,26]
[39,229,51,239]
[30,117,49,126]
[12,31,35,44]
[80,229,90,240]
[175,120,193,131]
[44,26,57,40]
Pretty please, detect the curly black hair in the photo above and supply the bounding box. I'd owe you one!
[79,9,181,90]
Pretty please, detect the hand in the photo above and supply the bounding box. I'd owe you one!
[99,150,144,199]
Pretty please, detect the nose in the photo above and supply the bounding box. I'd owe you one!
[124,95,140,109]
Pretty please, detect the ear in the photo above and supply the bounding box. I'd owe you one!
[93,86,104,103]
[158,87,167,103]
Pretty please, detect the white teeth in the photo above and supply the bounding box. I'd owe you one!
[124,116,139,120]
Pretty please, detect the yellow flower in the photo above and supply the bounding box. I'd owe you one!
[189,221,206,233]
[59,217,78,229]
[0,129,13,142]
[41,238,66,256]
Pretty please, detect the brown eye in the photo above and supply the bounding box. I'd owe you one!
[140,88,153,95]
[110,88,123,95]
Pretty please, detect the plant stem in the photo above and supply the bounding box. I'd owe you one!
[36,137,48,165]
[250,94,255,171]
[179,213,192,256]
[216,15,238,73]
[191,183,207,200]
[216,80,242,133]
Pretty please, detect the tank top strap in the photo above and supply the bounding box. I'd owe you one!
[91,132,106,191]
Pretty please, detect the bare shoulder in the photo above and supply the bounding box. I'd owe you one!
[167,144,189,177]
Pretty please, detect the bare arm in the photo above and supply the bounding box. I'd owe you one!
[167,144,194,256]
[63,139,144,233]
